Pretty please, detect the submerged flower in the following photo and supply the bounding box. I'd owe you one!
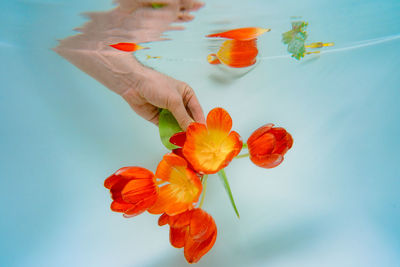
[104,167,158,218]
[148,153,202,216]
[180,108,242,174]
[158,208,217,264]
[247,123,293,168]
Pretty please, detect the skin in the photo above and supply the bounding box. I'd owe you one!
[54,0,205,130]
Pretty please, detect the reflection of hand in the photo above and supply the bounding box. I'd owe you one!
[122,68,205,130]
[55,0,205,130]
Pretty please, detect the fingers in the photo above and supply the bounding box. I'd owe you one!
[176,12,195,22]
[180,0,204,11]
[181,84,206,124]
[146,110,160,126]
[167,97,194,130]
[121,91,160,126]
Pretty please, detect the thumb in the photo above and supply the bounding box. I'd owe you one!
[168,98,194,130]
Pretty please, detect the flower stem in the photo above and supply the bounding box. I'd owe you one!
[199,175,208,208]
[236,153,250,159]
[218,169,240,219]
[242,143,248,149]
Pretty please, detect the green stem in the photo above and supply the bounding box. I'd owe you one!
[242,143,248,149]
[235,153,250,159]
[199,175,208,208]
[218,169,240,219]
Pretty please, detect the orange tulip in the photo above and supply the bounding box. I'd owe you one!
[147,153,202,216]
[181,108,242,174]
[207,39,259,68]
[158,208,217,264]
[104,167,158,218]
[109,42,147,52]
[247,124,293,168]
[206,27,270,41]
[169,132,199,174]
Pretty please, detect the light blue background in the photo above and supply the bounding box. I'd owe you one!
[1,0,400,266]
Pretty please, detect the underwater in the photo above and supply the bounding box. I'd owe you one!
[1,0,400,266]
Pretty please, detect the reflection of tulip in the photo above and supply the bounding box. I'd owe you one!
[158,208,217,264]
[247,124,293,168]
[104,167,158,217]
[109,42,148,52]
[207,39,258,68]
[147,153,202,216]
[206,27,270,41]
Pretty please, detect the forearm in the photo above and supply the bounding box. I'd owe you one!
[54,33,148,95]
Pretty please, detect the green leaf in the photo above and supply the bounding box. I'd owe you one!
[158,109,182,150]
[218,169,240,219]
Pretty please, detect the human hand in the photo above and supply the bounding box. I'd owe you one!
[121,68,205,130]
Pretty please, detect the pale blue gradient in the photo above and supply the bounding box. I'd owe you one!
[1,0,400,266]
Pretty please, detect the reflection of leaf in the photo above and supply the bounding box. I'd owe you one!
[282,31,294,45]
[218,169,240,219]
[151,3,166,9]
[282,21,308,60]
[159,109,182,150]
[288,38,307,60]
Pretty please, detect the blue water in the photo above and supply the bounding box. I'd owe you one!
[1,0,400,266]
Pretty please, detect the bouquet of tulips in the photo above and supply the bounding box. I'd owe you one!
[104,107,293,263]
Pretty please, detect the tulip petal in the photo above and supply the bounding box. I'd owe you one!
[104,174,121,189]
[147,185,177,214]
[269,127,288,141]
[286,132,294,149]
[184,227,217,263]
[189,209,214,241]
[110,179,130,201]
[172,148,197,172]
[121,179,157,202]
[170,132,187,147]
[123,195,158,218]
[227,131,243,158]
[247,124,274,145]
[251,153,283,168]
[110,200,132,212]
[170,227,188,248]
[148,185,195,216]
[155,153,188,182]
[164,153,188,167]
[168,210,193,228]
[115,167,154,179]
[105,167,153,190]
[206,108,232,133]
[166,204,193,217]
[158,213,169,226]
[248,132,276,156]
[122,187,158,204]
[273,132,293,155]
